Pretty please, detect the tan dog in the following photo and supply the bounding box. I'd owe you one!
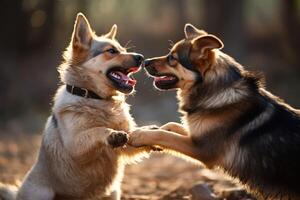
[129,24,300,200]
[0,13,158,200]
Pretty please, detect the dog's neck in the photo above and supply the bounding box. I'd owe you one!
[59,63,123,100]
[178,68,269,143]
[178,54,261,116]
[53,84,127,115]
[178,80,245,114]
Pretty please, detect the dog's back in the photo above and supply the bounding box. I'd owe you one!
[223,89,300,199]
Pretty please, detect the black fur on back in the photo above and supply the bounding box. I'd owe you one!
[182,53,300,199]
[236,92,300,199]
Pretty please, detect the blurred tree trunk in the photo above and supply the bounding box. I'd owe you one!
[165,0,186,38]
[77,0,89,14]
[0,0,56,53]
[0,0,20,52]
[174,0,186,30]
[20,0,55,52]
[202,0,246,60]
[281,0,300,64]
[0,0,21,121]
[40,0,55,49]
[0,0,55,121]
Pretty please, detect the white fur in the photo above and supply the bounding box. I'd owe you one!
[202,87,247,109]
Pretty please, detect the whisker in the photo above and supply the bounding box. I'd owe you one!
[124,40,136,51]
[126,45,136,51]
[124,40,132,49]
[129,45,136,49]
[168,39,174,48]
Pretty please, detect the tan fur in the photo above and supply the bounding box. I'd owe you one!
[16,86,149,200]
[130,128,200,160]
[160,122,189,136]
[0,13,155,200]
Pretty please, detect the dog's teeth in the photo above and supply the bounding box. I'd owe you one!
[111,72,120,79]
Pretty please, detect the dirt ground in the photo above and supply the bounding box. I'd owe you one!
[0,133,256,200]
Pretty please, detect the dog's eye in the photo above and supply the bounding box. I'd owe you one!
[168,54,177,66]
[107,48,118,54]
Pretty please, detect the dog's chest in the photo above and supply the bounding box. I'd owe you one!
[101,103,135,131]
[185,115,211,137]
[185,111,227,137]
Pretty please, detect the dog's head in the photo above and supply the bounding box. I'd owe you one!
[60,13,144,96]
[144,24,223,91]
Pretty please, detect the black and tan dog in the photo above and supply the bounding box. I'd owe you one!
[129,24,300,200]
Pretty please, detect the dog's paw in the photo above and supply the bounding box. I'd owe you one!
[129,130,163,151]
[107,131,129,148]
[128,129,147,147]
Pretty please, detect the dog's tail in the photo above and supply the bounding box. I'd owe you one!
[0,182,18,200]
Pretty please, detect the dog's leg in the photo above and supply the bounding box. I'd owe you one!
[139,124,159,130]
[121,126,162,158]
[129,129,201,160]
[17,182,55,200]
[61,126,128,163]
[102,178,121,200]
[109,189,120,200]
[160,122,189,136]
[60,113,129,155]
[102,189,120,200]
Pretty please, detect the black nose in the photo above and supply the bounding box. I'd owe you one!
[144,59,151,67]
[133,54,144,65]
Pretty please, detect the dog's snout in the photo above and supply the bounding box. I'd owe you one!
[144,59,151,67]
[133,54,144,66]
[143,58,158,75]
[144,65,158,76]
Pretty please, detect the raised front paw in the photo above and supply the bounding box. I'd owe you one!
[128,129,147,147]
[107,131,129,148]
[160,122,188,136]
[128,128,161,148]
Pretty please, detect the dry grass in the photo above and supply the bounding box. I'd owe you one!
[0,133,255,200]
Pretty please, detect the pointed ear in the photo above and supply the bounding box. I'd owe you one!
[184,23,207,39]
[71,13,93,48]
[105,24,117,39]
[191,35,224,56]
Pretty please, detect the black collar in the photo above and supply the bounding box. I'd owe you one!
[66,85,103,100]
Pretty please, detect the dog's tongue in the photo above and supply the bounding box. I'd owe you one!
[115,71,137,86]
[154,76,174,81]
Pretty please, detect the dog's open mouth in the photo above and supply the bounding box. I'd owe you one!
[107,66,140,93]
[153,74,179,90]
